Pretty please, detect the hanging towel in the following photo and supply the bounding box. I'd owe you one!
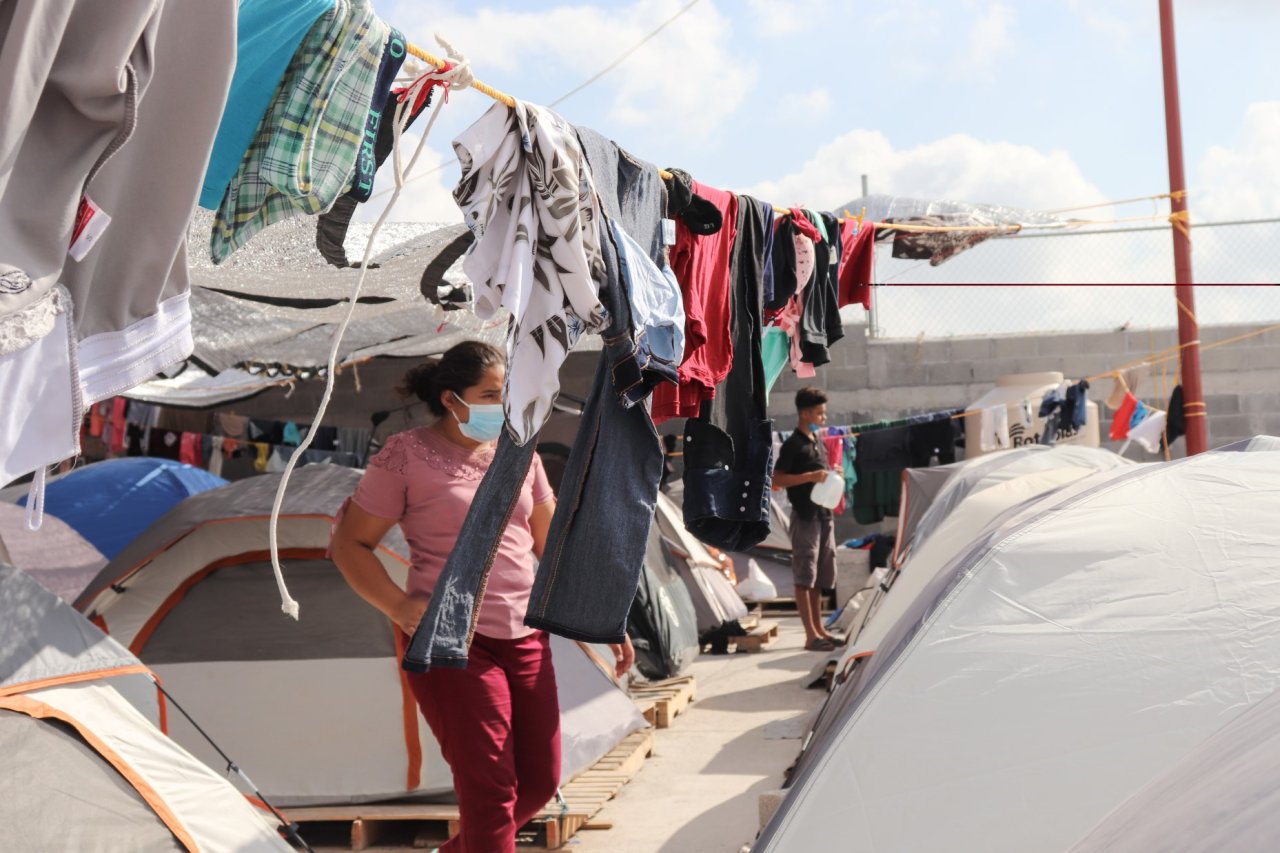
[1128,410,1168,453]
[1110,392,1138,440]
[1163,385,1185,450]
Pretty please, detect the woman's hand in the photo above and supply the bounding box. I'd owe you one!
[608,635,635,679]
[392,596,428,636]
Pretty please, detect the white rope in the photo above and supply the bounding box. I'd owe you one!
[264,52,463,619]
[24,466,46,531]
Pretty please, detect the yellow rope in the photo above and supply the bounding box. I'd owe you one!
[405,43,516,108]
[1044,190,1188,215]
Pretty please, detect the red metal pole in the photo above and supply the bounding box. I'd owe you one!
[1159,0,1207,454]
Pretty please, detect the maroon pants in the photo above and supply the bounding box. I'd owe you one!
[407,631,562,853]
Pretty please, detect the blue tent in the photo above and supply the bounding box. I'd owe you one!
[20,458,227,559]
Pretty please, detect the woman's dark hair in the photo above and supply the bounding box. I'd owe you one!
[399,340,504,417]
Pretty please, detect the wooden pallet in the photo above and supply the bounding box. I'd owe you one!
[732,620,779,653]
[628,675,696,728]
[286,728,655,851]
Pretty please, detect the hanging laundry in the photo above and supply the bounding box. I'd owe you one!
[0,1,172,489]
[179,433,204,467]
[822,433,847,515]
[347,28,408,202]
[838,218,875,311]
[211,2,390,262]
[842,436,858,504]
[315,78,433,267]
[760,202,776,306]
[683,195,775,551]
[1109,392,1139,440]
[793,210,843,367]
[907,417,957,465]
[1128,410,1168,453]
[521,126,667,645]
[88,403,108,438]
[651,179,739,424]
[199,0,336,209]
[1061,379,1090,430]
[282,422,304,446]
[207,436,226,477]
[148,431,182,461]
[216,412,249,439]
[662,168,723,236]
[451,101,608,445]
[610,220,685,396]
[978,405,1011,452]
[761,327,791,397]
[109,398,129,456]
[253,442,272,472]
[856,424,913,473]
[1162,385,1186,450]
[1129,399,1151,430]
[1039,390,1065,446]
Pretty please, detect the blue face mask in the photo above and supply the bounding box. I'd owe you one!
[809,422,823,434]
[452,397,506,442]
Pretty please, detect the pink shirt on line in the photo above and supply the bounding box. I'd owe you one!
[352,426,553,640]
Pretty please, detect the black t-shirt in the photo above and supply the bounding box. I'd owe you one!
[776,430,830,520]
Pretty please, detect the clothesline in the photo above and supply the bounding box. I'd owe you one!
[401,37,1192,238]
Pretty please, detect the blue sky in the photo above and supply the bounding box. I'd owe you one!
[363,0,1279,295]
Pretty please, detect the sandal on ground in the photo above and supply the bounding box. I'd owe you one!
[805,638,837,652]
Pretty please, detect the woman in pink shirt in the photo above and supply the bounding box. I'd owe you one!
[331,341,634,853]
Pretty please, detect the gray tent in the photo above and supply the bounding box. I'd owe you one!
[758,438,1280,853]
[653,492,748,647]
[0,564,290,851]
[76,465,647,806]
[629,521,701,681]
[1070,686,1280,852]
[0,503,105,602]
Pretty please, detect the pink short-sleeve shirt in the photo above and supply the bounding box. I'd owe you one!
[352,427,553,640]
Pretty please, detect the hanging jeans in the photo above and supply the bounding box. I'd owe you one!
[524,214,665,643]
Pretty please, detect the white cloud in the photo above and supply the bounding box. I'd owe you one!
[384,0,756,141]
[960,2,1016,76]
[745,0,807,36]
[744,129,1110,213]
[1196,101,1280,221]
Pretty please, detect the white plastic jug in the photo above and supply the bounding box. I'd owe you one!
[809,470,845,509]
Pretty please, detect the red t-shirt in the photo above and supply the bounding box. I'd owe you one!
[652,181,739,423]
[838,218,875,311]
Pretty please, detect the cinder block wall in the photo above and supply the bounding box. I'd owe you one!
[769,322,1280,457]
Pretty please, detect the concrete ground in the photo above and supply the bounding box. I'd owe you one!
[572,617,824,853]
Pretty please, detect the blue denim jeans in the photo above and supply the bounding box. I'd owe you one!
[524,199,664,643]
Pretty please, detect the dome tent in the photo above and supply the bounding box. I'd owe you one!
[76,464,646,806]
[0,502,106,602]
[0,563,291,851]
[17,457,227,559]
[758,438,1280,853]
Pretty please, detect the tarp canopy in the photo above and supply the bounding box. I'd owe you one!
[125,213,506,407]
[0,564,291,851]
[18,458,226,560]
[76,465,647,806]
[759,438,1280,853]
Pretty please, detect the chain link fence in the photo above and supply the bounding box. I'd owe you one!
[867,219,1280,339]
